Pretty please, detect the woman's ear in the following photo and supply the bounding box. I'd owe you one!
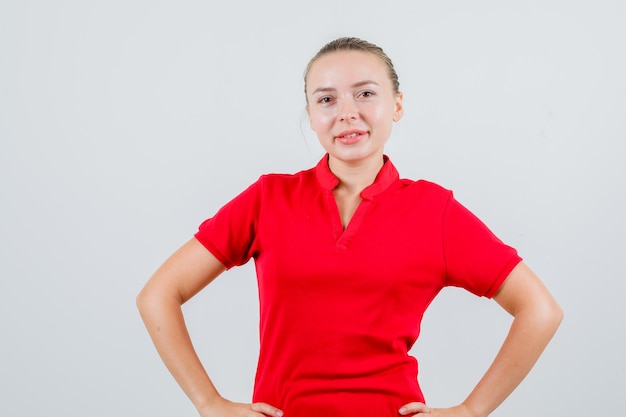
[393,92,404,122]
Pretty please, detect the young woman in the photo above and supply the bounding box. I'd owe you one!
[137,37,563,417]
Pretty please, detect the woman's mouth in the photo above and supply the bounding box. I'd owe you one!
[335,130,368,144]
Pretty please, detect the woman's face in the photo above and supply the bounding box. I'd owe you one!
[306,50,403,166]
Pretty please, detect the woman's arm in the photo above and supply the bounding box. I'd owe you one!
[399,262,563,417]
[136,238,283,417]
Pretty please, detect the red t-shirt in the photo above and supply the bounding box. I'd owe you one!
[195,155,521,416]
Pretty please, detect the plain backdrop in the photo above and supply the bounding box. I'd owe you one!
[1,1,624,416]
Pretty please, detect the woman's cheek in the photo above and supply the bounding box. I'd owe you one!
[310,111,335,134]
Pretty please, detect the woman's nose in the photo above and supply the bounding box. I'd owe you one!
[338,99,358,122]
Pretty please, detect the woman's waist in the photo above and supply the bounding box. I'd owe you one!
[253,360,423,416]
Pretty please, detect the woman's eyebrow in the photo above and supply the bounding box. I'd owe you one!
[351,80,379,89]
[311,86,336,95]
[311,80,379,95]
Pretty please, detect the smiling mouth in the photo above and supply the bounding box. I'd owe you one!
[335,131,367,144]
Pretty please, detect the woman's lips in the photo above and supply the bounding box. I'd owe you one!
[335,130,368,144]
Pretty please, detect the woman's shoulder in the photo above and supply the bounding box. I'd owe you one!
[400,177,453,197]
[392,178,456,216]
[255,166,317,192]
[259,165,316,182]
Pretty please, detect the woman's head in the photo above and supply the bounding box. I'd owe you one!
[304,37,403,166]
[304,37,400,100]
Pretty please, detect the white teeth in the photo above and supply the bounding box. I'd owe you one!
[344,133,358,138]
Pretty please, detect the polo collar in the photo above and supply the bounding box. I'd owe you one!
[314,154,400,200]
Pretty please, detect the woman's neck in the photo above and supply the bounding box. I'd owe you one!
[328,154,385,195]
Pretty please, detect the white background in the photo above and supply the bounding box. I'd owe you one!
[1,1,624,416]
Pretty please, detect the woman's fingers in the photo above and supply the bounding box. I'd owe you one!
[199,399,283,417]
[250,402,284,417]
[398,402,431,415]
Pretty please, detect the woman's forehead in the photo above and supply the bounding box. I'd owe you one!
[306,51,391,89]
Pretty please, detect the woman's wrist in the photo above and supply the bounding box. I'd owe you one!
[458,402,487,417]
[196,394,227,417]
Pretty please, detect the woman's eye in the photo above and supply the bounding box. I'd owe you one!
[318,96,333,104]
[359,91,374,98]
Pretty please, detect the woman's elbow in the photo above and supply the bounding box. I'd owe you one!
[135,283,173,317]
[135,287,149,313]
[534,297,563,338]
[136,286,156,319]
[548,301,564,332]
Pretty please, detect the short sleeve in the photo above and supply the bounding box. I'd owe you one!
[442,193,522,298]
[194,178,263,269]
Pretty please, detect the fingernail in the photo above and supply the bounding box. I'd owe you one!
[398,407,406,414]
[276,411,283,417]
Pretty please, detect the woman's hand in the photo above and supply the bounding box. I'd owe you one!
[198,397,283,417]
[398,403,478,417]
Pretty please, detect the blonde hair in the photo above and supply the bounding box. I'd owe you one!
[304,37,400,100]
